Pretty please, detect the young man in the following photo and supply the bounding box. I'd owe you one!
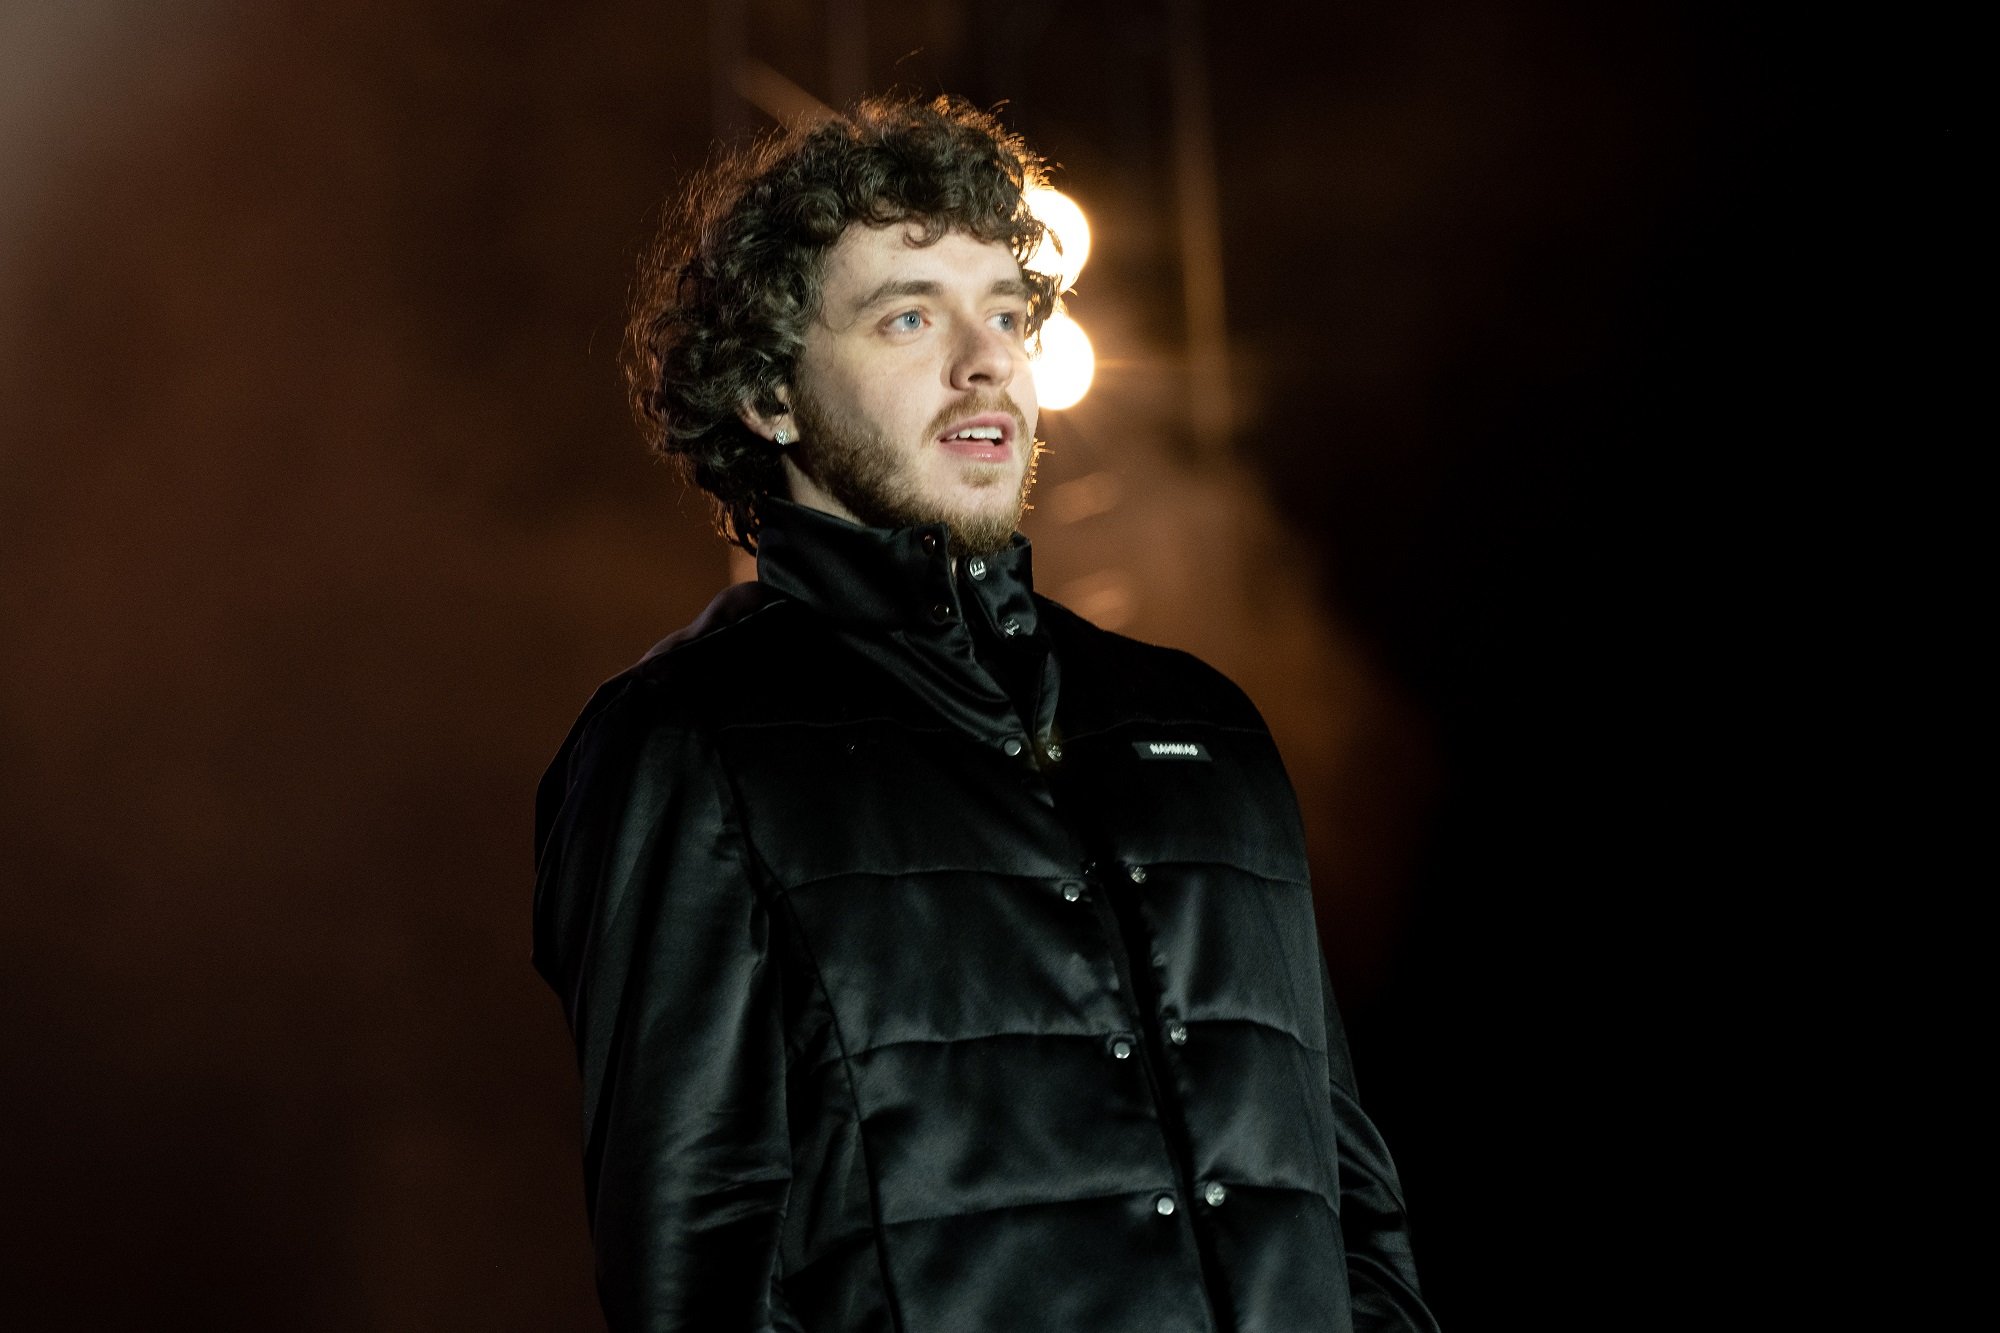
[533,95,1436,1333]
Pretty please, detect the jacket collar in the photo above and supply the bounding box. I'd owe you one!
[754,496,1041,642]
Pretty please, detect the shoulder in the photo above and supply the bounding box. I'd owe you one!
[1036,595,1267,734]
[533,582,811,856]
[564,581,814,742]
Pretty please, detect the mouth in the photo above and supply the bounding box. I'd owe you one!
[934,412,1017,462]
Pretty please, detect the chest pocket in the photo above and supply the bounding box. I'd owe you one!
[715,722,1075,889]
[1058,723,1310,886]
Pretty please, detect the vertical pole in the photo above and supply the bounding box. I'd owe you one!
[709,0,750,143]
[1168,0,1232,461]
[827,0,868,108]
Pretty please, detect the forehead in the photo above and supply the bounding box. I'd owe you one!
[817,223,1024,309]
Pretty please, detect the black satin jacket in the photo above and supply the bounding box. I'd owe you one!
[533,499,1436,1333]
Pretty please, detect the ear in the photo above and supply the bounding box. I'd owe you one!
[738,389,794,445]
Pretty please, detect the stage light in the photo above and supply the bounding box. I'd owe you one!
[1024,186,1092,292]
[1032,309,1096,410]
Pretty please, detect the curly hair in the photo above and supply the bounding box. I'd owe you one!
[624,94,1062,551]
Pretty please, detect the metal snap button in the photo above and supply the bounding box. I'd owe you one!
[1154,1193,1177,1217]
[1203,1182,1227,1208]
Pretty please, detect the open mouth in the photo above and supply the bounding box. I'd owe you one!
[935,413,1016,461]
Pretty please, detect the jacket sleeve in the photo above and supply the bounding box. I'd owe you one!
[1319,956,1442,1332]
[533,684,791,1332]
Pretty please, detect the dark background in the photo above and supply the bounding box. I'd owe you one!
[1,1,1847,1327]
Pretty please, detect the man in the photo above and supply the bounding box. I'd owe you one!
[533,95,1436,1333]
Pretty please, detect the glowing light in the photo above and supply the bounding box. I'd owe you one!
[1031,309,1096,410]
[1024,186,1092,292]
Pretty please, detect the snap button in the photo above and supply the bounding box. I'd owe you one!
[1154,1193,1177,1217]
[1167,1021,1189,1046]
[929,601,954,623]
[1044,742,1063,762]
[1203,1182,1227,1208]
[1002,737,1025,757]
[1127,864,1148,884]
[967,556,987,580]
[1110,1037,1134,1060]
[1059,881,1083,902]
[1000,616,1021,637]
[921,532,940,554]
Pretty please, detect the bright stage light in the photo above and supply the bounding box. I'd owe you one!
[1024,186,1092,292]
[1031,309,1096,410]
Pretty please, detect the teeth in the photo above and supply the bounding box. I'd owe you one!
[949,426,1004,440]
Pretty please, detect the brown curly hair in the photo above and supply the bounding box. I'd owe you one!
[624,94,1062,551]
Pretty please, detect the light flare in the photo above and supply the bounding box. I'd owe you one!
[1024,186,1092,292]
[1030,310,1095,410]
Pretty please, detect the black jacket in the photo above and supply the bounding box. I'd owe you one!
[534,499,1436,1332]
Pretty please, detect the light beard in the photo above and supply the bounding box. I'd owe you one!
[790,390,1041,558]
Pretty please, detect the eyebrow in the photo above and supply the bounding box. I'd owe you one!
[853,275,1034,311]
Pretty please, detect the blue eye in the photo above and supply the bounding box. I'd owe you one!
[892,311,923,331]
[995,312,1018,332]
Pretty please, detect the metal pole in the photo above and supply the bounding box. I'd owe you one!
[708,0,750,142]
[1168,0,1232,461]
[827,0,868,108]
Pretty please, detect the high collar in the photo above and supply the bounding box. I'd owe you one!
[754,496,1041,643]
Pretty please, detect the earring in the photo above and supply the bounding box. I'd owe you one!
[774,429,790,446]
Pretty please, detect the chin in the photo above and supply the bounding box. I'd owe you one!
[938,498,1025,557]
[918,454,1037,554]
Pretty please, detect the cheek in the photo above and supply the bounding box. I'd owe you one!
[1014,362,1040,433]
[877,379,937,441]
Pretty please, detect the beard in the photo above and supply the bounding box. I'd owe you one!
[789,388,1041,559]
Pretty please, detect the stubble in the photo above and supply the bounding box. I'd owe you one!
[790,390,1041,558]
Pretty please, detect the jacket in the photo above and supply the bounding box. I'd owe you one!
[533,497,1436,1332]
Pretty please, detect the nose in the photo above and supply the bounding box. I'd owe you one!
[948,319,1016,393]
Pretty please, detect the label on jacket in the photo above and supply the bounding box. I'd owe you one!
[1131,740,1212,761]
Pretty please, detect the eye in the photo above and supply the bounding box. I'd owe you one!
[889,310,925,333]
[994,309,1028,336]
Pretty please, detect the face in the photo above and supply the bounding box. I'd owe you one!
[778,223,1041,557]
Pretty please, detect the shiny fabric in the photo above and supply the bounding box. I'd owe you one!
[534,498,1437,1333]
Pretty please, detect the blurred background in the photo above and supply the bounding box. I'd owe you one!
[1,1,1831,1327]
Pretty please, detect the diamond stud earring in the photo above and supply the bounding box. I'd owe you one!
[774,429,790,446]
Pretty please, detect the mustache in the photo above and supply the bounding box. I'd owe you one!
[925,392,1032,442]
